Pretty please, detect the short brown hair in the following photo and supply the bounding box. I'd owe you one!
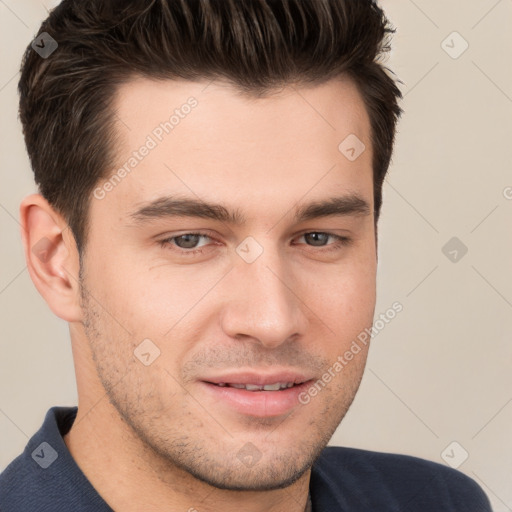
[18,0,402,254]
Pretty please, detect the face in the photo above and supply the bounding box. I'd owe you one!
[79,76,376,491]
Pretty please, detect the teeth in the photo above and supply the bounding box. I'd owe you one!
[263,383,282,391]
[216,382,295,391]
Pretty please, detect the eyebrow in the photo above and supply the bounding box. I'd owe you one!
[128,193,372,226]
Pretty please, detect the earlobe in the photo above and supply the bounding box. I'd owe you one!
[20,193,83,323]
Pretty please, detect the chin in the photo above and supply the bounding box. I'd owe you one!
[181,454,314,492]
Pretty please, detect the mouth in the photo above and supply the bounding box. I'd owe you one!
[199,371,314,417]
[210,381,299,391]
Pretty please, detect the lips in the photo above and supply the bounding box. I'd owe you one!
[199,370,315,417]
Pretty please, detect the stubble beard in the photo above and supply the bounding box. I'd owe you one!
[77,271,366,492]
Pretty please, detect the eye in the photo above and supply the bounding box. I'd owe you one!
[158,232,213,255]
[158,231,352,256]
[295,232,352,252]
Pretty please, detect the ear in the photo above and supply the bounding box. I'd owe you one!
[20,193,83,322]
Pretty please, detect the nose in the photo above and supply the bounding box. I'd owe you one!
[219,247,308,350]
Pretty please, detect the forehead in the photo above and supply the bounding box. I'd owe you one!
[96,76,373,223]
[112,75,371,146]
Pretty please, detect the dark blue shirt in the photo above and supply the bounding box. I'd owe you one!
[0,406,493,511]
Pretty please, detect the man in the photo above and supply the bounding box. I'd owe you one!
[0,0,493,510]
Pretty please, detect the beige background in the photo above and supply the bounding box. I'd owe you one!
[1,1,511,510]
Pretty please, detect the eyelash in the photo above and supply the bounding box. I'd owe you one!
[158,231,352,256]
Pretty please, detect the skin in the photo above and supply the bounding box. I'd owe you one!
[20,75,377,512]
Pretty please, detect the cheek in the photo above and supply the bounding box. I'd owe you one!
[306,253,376,309]
[301,258,376,352]
[86,261,211,370]
[88,253,174,324]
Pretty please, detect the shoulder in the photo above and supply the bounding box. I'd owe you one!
[310,446,493,511]
[0,406,112,512]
